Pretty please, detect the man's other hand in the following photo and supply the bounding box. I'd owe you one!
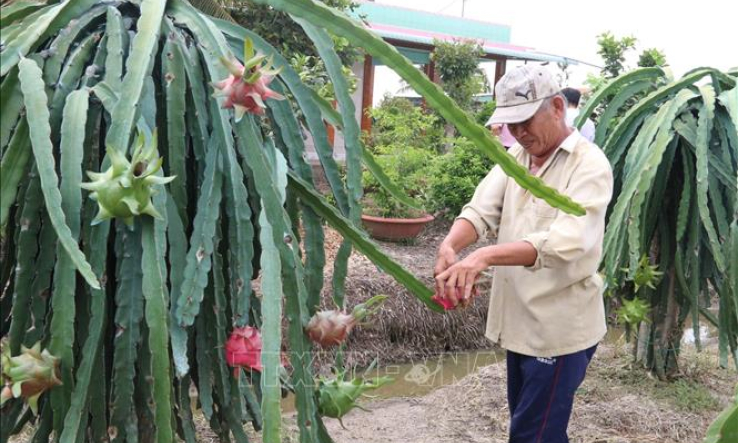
[434,249,488,308]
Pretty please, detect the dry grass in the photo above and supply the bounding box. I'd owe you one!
[312,219,496,371]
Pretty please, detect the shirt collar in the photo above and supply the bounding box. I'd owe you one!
[558,129,580,153]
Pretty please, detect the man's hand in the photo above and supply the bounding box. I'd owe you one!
[433,219,479,309]
[434,243,457,281]
[435,248,489,308]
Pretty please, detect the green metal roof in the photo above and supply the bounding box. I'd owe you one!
[352,2,511,44]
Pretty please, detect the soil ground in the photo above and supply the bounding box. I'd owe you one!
[312,343,735,443]
[189,341,734,443]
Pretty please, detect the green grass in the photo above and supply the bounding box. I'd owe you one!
[658,379,721,413]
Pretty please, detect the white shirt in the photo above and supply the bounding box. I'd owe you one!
[566,108,596,143]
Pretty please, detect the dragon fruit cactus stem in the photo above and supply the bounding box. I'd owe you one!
[306,295,388,347]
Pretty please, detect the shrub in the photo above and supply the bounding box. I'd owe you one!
[475,100,496,126]
[366,95,443,151]
[362,144,436,218]
[427,138,495,218]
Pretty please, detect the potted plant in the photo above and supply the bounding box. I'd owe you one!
[360,96,442,241]
[361,142,436,241]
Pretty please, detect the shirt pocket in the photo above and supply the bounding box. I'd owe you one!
[531,199,558,219]
[528,199,559,231]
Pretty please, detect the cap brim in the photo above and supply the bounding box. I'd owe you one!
[487,100,545,125]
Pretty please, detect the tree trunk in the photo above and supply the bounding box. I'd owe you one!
[650,266,681,379]
[443,123,455,152]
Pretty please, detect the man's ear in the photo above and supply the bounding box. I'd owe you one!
[552,95,567,117]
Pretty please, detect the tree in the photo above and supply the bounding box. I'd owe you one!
[430,39,489,145]
[638,48,668,68]
[584,33,668,121]
[597,31,637,78]
[431,39,487,111]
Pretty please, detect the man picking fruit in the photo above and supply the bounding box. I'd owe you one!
[434,65,614,443]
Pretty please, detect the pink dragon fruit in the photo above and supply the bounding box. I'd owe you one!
[431,286,478,311]
[212,38,285,121]
[1,340,62,415]
[80,130,174,226]
[224,326,263,376]
[306,295,387,347]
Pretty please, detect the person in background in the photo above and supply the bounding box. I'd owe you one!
[561,87,596,143]
[487,122,517,149]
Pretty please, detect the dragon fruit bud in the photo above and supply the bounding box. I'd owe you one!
[1,342,62,414]
[306,295,387,347]
[224,326,263,377]
[81,130,175,227]
[212,38,285,121]
[317,373,392,427]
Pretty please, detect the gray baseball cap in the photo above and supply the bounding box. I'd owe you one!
[487,65,560,125]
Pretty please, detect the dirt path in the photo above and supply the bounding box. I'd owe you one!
[317,343,734,443]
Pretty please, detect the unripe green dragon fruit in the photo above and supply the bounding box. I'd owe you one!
[317,372,392,428]
[1,340,62,415]
[306,295,387,347]
[616,297,651,327]
[629,255,663,291]
[81,130,175,226]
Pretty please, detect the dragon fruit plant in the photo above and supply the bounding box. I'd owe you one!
[306,295,387,347]
[0,0,576,441]
[1,341,62,415]
[81,130,175,226]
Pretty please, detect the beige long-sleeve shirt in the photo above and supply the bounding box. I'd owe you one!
[458,130,613,357]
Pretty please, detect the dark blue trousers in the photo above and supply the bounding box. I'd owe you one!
[506,345,597,443]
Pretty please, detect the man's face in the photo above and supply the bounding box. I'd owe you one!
[507,96,566,157]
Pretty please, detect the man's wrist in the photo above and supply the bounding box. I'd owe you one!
[440,238,458,254]
[478,245,498,267]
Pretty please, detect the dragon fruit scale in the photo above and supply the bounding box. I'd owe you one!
[1,341,62,415]
[81,130,174,227]
[306,295,387,347]
[211,38,285,121]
